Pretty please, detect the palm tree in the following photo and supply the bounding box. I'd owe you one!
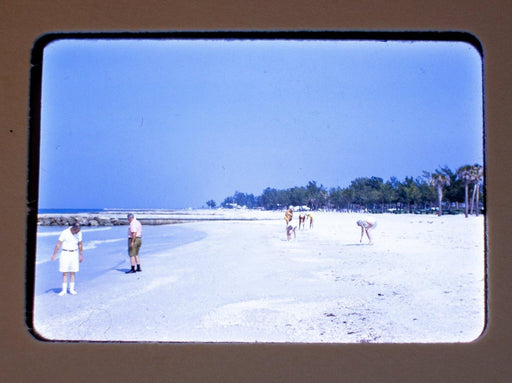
[429,170,451,216]
[470,164,484,216]
[457,165,473,218]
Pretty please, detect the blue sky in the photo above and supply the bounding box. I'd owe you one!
[38,37,483,209]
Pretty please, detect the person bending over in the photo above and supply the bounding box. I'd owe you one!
[357,219,376,244]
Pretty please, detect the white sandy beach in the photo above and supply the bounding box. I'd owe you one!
[32,210,485,343]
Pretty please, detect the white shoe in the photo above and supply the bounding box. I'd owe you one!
[69,289,77,295]
[58,290,66,296]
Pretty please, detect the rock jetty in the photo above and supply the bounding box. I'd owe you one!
[37,215,187,226]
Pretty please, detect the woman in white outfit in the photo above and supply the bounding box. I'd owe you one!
[51,222,84,295]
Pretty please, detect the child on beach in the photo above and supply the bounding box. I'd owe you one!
[298,213,306,229]
[357,219,377,244]
[306,213,314,229]
[286,225,297,241]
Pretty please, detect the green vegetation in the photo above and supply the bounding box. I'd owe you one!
[209,164,484,216]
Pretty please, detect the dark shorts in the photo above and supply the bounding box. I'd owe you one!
[128,237,142,257]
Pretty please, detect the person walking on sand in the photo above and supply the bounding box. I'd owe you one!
[357,219,377,244]
[126,213,142,274]
[284,207,293,225]
[51,222,83,296]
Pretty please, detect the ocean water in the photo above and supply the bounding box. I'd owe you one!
[32,224,207,296]
[38,208,182,214]
[38,208,105,214]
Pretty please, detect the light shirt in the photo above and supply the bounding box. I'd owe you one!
[128,218,142,238]
[58,227,82,251]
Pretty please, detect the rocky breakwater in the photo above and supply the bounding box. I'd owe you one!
[38,215,129,227]
[37,215,187,226]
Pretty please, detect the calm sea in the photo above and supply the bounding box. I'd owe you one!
[38,208,104,214]
[38,208,182,214]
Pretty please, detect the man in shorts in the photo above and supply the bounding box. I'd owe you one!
[126,213,142,274]
[51,222,84,296]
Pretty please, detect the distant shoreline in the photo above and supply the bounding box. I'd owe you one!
[36,216,267,227]
[36,208,283,226]
[35,208,463,227]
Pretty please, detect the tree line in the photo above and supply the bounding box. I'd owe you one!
[206,164,484,217]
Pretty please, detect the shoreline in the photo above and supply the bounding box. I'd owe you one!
[36,208,463,227]
[36,216,261,227]
[36,208,284,226]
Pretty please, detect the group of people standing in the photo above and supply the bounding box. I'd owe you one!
[284,207,376,244]
[50,213,143,296]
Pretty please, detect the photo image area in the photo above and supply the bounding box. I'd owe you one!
[29,33,485,343]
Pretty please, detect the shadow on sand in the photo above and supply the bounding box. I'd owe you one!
[44,288,62,294]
